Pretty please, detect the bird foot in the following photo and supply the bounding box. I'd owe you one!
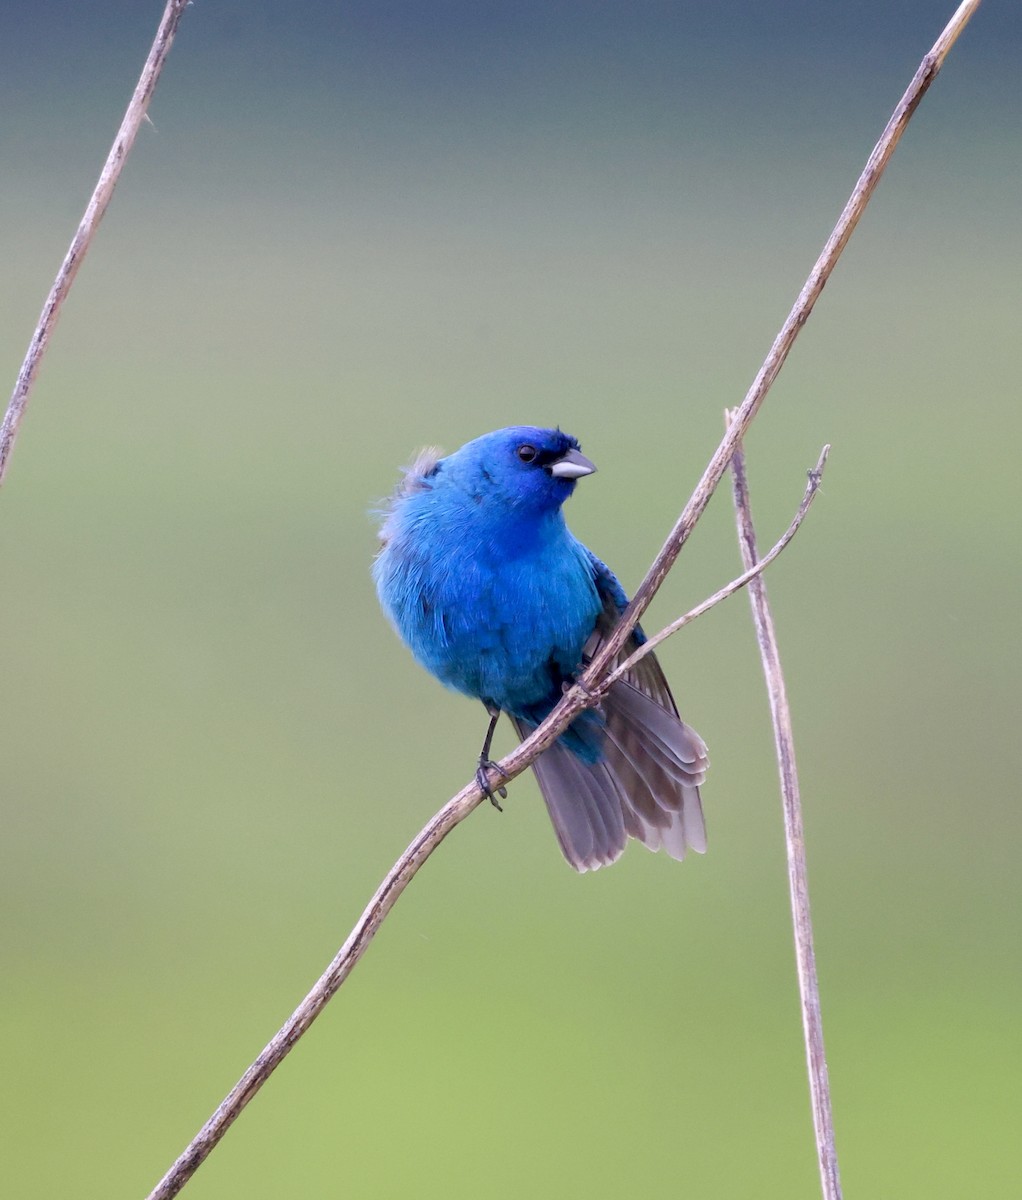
[476,759,509,811]
[564,676,601,707]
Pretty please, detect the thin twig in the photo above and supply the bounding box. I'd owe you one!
[145,5,979,1197]
[726,412,842,1200]
[0,0,191,487]
[603,446,830,691]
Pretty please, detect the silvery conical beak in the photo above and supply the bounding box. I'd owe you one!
[549,447,597,479]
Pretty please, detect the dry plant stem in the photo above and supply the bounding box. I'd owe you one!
[145,465,823,1200]
[727,414,842,1200]
[0,0,191,487]
[146,786,485,1200]
[145,5,980,1196]
[572,0,982,696]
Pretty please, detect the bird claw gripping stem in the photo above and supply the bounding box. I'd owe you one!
[564,675,602,708]
[476,758,509,810]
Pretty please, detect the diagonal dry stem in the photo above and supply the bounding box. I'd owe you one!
[0,0,191,487]
[573,0,982,696]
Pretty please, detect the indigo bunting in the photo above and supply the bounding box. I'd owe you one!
[373,426,708,872]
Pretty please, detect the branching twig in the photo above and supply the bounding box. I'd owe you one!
[726,413,842,1200]
[603,445,830,691]
[138,3,980,1196]
[145,455,822,1200]
[0,0,191,487]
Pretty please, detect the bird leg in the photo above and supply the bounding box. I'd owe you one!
[476,705,509,810]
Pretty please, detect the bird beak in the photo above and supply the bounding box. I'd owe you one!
[548,448,597,479]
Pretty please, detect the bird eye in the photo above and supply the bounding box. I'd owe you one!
[517,444,537,463]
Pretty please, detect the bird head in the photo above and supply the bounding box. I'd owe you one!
[447,426,596,516]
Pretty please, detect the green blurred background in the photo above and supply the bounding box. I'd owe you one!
[2,3,1019,1196]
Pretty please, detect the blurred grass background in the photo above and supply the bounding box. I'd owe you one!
[1,2,1020,1197]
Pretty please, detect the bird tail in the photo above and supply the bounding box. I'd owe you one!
[511,680,708,873]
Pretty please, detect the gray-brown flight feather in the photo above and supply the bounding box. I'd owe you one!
[514,550,708,872]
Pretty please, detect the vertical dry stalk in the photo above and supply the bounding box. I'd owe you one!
[0,0,191,486]
[727,414,841,1200]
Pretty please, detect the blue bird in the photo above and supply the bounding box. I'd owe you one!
[373,426,708,872]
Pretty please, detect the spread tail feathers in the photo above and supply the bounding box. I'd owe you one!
[512,679,708,872]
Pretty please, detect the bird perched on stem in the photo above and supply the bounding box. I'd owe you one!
[373,426,708,872]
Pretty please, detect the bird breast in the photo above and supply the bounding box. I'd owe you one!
[378,502,601,713]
